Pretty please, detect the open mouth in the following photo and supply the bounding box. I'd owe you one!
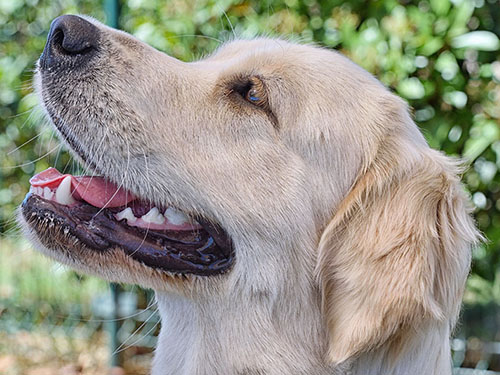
[22,168,233,276]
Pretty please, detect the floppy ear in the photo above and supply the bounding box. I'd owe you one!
[316,130,480,363]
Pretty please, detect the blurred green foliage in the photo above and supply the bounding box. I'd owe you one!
[0,238,106,313]
[1,0,500,300]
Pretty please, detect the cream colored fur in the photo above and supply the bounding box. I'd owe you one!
[21,17,480,375]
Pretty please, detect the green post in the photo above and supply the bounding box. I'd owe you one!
[103,1,122,370]
[104,0,121,29]
[109,282,122,368]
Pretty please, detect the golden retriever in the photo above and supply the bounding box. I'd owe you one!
[20,14,480,375]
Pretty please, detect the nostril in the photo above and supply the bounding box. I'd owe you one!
[52,25,94,55]
[50,29,65,52]
[41,15,100,68]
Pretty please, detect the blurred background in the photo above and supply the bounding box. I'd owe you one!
[1,0,500,374]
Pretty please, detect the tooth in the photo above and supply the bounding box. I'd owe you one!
[164,207,189,225]
[141,207,165,225]
[115,207,137,224]
[55,176,76,205]
[43,187,54,200]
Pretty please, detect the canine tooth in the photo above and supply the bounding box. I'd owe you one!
[164,207,189,225]
[55,175,76,205]
[142,207,165,225]
[115,207,137,224]
[43,187,54,200]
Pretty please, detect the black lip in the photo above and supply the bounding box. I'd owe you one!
[22,193,233,276]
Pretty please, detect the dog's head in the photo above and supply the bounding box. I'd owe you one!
[21,15,479,364]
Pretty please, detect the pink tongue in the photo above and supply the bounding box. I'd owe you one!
[30,167,136,208]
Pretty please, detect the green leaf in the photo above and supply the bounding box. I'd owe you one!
[443,90,467,108]
[452,31,500,51]
[464,120,500,161]
[435,51,459,80]
[430,0,450,16]
[418,37,444,56]
[397,77,425,99]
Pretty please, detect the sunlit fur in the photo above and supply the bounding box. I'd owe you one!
[21,17,480,375]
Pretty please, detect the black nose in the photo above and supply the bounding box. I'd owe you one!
[40,15,100,69]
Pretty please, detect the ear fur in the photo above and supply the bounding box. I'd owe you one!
[316,115,480,363]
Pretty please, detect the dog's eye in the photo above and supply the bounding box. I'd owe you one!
[243,77,267,107]
[230,75,278,128]
[247,88,261,103]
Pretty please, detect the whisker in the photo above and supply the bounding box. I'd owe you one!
[218,4,237,39]
[61,153,73,174]
[112,306,160,354]
[0,286,159,323]
[7,106,36,120]
[112,309,161,355]
[1,221,24,238]
[91,137,131,219]
[7,128,49,155]
[43,130,56,164]
[71,131,109,196]
[124,145,157,258]
[1,143,61,170]
[52,297,158,323]
[165,34,223,44]
[127,224,150,258]
[52,141,63,167]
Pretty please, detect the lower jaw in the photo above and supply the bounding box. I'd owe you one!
[21,193,233,276]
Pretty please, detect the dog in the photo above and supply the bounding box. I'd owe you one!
[20,14,480,375]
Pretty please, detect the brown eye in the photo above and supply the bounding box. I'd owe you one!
[230,75,278,129]
[246,87,261,103]
[245,77,266,106]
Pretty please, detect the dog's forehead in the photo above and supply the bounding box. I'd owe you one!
[198,38,311,73]
[195,38,378,91]
[211,38,290,58]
